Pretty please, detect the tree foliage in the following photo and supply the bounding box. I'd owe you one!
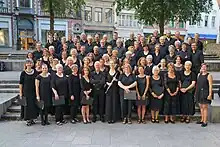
[42,0,85,35]
[114,0,213,35]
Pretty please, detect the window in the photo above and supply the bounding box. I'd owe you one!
[189,19,196,25]
[197,21,201,27]
[169,21,175,27]
[0,28,9,46]
[20,0,31,7]
[211,16,216,28]
[105,8,112,23]
[129,15,132,27]
[94,8,102,22]
[84,6,92,21]
[179,22,184,28]
[204,15,208,27]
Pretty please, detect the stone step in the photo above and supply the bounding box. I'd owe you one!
[205,60,220,71]
[7,105,21,113]
[1,112,21,120]
[3,60,25,71]
[0,83,19,89]
[0,88,19,93]
[0,80,19,84]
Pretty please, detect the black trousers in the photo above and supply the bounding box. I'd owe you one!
[55,106,64,122]
[40,106,49,122]
[119,90,132,119]
[70,105,78,119]
[92,89,105,118]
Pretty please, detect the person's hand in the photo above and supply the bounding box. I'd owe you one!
[137,95,141,100]
[36,97,40,101]
[113,77,117,81]
[142,94,146,100]
[86,95,90,100]
[158,94,163,99]
[173,91,178,96]
[55,95,59,100]
[180,88,186,93]
[124,88,130,93]
[71,95,74,100]
[207,95,212,100]
[152,92,157,98]
[19,95,23,99]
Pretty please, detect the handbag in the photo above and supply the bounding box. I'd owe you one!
[52,95,65,106]
[36,100,44,110]
[124,90,136,100]
[81,95,93,105]
[17,95,27,106]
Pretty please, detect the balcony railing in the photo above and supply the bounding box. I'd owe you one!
[19,7,34,14]
[39,10,81,19]
[0,7,8,13]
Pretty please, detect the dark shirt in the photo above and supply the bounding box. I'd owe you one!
[191,50,204,68]
[99,47,107,55]
[78,53,86,61]
[196,40,204,51]
[109,39,117,48]
[149,43,156,53]
[92,41,101,47]
[125,39,135,49]
[51,75,68,97]
[165,54,176,63]
[85,43,94,54]
[114,47,127,59]
[45,42,57,50]
[160,44,168,58]
[152,53,162,65]
[94,54,102,62]
[177,50,191,64]
[165,37,176,45]
[63,65,72,76]
[80,40,88,46]
[118,73,136,87]
[33,50,43,60]
[90,71,105,90]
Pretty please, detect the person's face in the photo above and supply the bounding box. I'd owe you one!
[175,32,180,38]
[188,38,193,44]
[124,58,129,64]
[137,34,141,41]
[195,34,199,40]
[81,34,86,40]
[73,38,78,43]
[112,51,118,57]
[57,66,63,74]
[54,33,58,40]
[80,46,85,53]
[48,35,53,42]
[130,33,134,39]
[109,61,115,68]
[53,60,58,66]
[84,58,89,65]
[160,38,165,44]
[143,46,149,51]
[100,40,105,47]
[88,38,92,43]
[68,35,72,41]
[72,67,78,74]
[68,59,74,65]
[71,50,77,57]
[94,48,99,54]
[175,43,180,48]
[200,64,207,73]
[116,41,122,47]
[103,36,107,41]
[123,66,130,73]
[191,43,197,51]
[42,65,48,73]
[161,60,166,67]
[140,37,145,43]
[166,32,171,37]
[76,43,81,49]
[107,47,112,53]
[153,69,159,76]
[169,49,175,54]
[43,49,48,56]
[113,33,118,40]
[176,57,181,64]
[182,44,187,50]
[168,65,174,72]
[28,53,33,59]
[153,31,158,37]
[151,37,156,43]
[134,43,139,49]
[36,44,41,50]
[147,58,152,64]
[26,62,33,68]
[84,69,89,76]
[63,44,68,50]
[95,63,100,71]
[140,58,146,66]
[184,63,191,71]
[95,35,99,41]
[49,49,54,55]
[62,52,67,59]
[138,67,144,74]
[155,45,160,51]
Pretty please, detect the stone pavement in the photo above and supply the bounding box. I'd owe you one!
[0,121,220,147]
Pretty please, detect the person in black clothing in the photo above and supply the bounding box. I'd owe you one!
[93,46,102,62]
[53,33,61,52]
[109,32,119,48]
[68,64,81,124]
[149,66,164,123]
[165,30,175,45]
[159,36,168,58]
[45,35,57,52]
[177,42,191,64]
[145,55,154,76]
[80,33,88,46]
[174,40,182,53]
[125,32,135,49]
[191,43,204,75]
[49,46,59,59]
[180,61,196,123]
[90,61,106,122]
[78,46,87,61]
[35,64,52,126]
[165,45,176,63]
[33,42,43,61]
[80,67,93,124]
[85,35,94,54]
[136,66,149,124]
[171,31,184,45]
[99,39,107,55]
[51,64,69,126]
[194,33,204,51]
[63,57,74,76]
[149,36,157,53]
[105,60,120,123]
[118,64,137,124]
[138,44,151,59]
[113,38,127,59]
[93,34,101,47]
[195,64,213,127]
[67,35,74,49]
[19,59,38,126]
[152,44,162,65]
[164,63,180,124]
[70,49,82,68]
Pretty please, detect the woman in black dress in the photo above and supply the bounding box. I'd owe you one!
[164,63,180,124]
[68,64,81,124]
[195,63,213,127]
[152,44,162,65]
[19,59,38,126]
[51,64,69,125]
[70,48,82,68]
[60,51,67,66]
[174,56,183,76]
[136,66,149,124]
[118,64,137,124]
[134,57,146,75]
[165,45,176,63]
[180,61,196,123]
[150,66,164,123]
[80,67,93,124]
[63,57,74,76]
[35,64,52,126]
[41,48,50,68]
[105,60,120,123]
[145,55,154,76]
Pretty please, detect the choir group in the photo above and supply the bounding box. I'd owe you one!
[19,31,213,127]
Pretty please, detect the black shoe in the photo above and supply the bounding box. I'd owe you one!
[30,120,36,125]
[56,121,63,126]
[151,119,156,123]
[196,121,203,124]
[87,120,92,124]
[41,121,46,126]
[70,119,76,124]
[201,123,208,127]
[26,121,32,126]
[111,120,115,124]
[83,120,87,124]
[108,121,112,124]
[92,117,97,123]
[127,118,132,124]
[101,117,105,123]
[122,118,127,124]
[45,121,50,125]
[164,120,169,124]
[73,118,80,122]
[170,120,175,124]
[61,120,67,124]
[155,119,159,123]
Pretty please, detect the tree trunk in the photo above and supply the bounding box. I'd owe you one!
[49,0,54,36]
[159,0,165,36]
[159,19,164,36]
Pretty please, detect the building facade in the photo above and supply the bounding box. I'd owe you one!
[82,0,114,39]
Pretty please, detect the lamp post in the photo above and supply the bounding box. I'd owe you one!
[14,7,20,50]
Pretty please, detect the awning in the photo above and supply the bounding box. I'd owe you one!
[188,33,217,39]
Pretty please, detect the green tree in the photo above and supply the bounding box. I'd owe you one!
[115,0,213,35]
[42,0,85,35]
